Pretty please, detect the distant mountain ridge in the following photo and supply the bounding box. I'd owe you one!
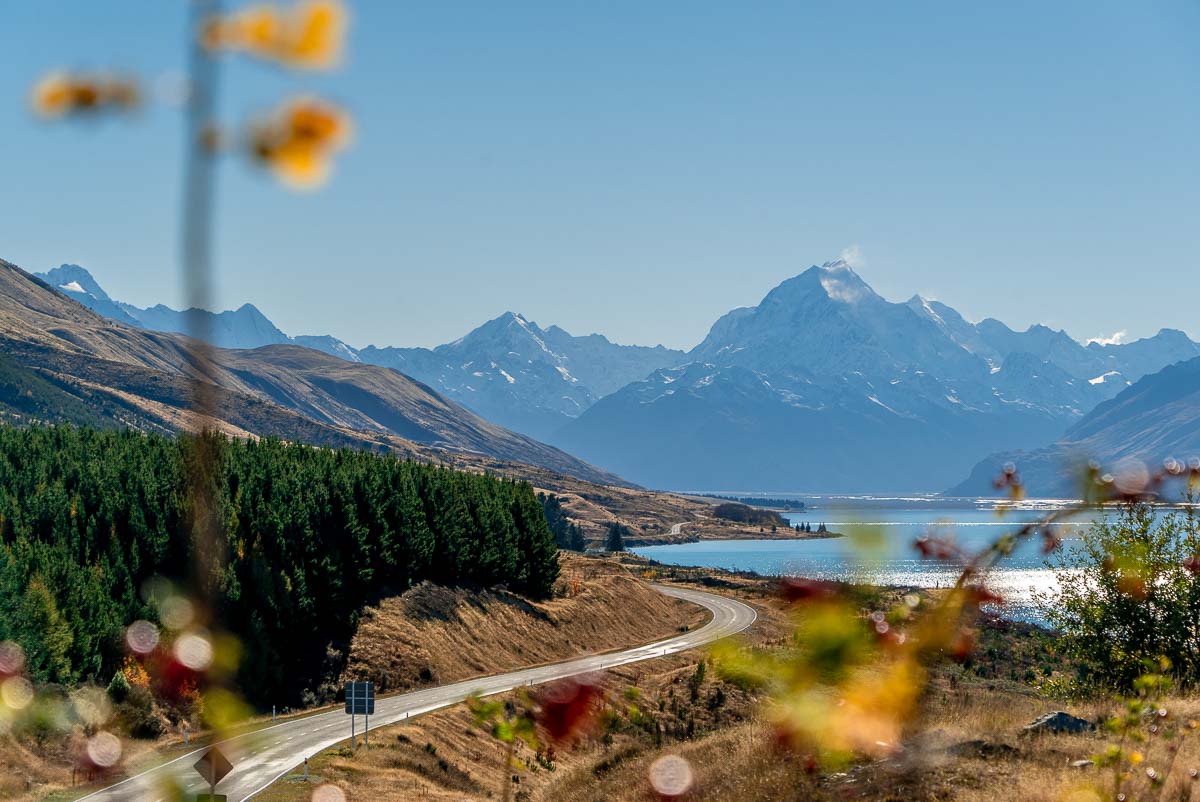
[35,265,684,440]
[9,259,624,486]
[38,265,306,352]
[34,261,1200,493]
[359,312,684,438]
[949,356,1200,497]
[905,293,1197,387]
[552,261,1199,491]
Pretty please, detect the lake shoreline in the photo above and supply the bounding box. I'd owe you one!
[622,529,843,548]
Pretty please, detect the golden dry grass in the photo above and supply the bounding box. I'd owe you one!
[11,555,703,801]
[256,577,782,802]
[342,554,705,693]
[252,570,1200,802]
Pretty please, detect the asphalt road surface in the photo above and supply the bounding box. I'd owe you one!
[79,584,756,801]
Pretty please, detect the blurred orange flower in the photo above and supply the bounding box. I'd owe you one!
[249,97,353,189]
[31,71,140,119]
[205,0,347,70]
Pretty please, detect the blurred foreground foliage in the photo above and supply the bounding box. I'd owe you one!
[713,460,1200,784]
[1044,501,1200,694]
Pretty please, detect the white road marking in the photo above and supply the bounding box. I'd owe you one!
[77,585,756,802]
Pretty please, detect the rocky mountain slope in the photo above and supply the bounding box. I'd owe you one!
[949,356,1200,497]
[359,312,683,439]
[35,265,683,440]
[37,264,300,351]
[553,261,1197,491]
[3,259,623,485]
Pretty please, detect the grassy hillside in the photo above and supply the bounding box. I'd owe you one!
[0,257,625,487]
[250,562,1196,802]
[0,351,153,430]
[342,554,702,694]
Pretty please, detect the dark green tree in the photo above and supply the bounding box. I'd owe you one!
[539,492,586,552]
[606,521,629,553]
[0,424,561,705]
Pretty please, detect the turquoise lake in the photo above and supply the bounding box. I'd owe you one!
[631,496,1172,624]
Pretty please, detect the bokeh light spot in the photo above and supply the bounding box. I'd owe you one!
[86,731,123,768]
[175,632,214,671]
[0,641,25,676]
[648,754,694,798]
[72,687,113,728]
[161,595,196,630]
[312,783,347,802]
[125,620,160,655]
[1,676,34,710]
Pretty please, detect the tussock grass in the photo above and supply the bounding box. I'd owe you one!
[342,554,705,692]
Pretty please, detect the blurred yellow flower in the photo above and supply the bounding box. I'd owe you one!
[290,1,345,68]
[242,8,282,52]
[202,687,253,731]
[205,1,347,70]
[31,71,140,119]
[249,97,353,190]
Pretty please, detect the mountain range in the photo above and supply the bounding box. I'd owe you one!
[554,262,1199,491]
[33,261,1200,493]
[950,356,1200,497]
[7,260,622,486]
[37,265,684,441]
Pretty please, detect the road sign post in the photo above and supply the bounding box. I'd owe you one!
[344,681,375,750]
[193,746,233,802]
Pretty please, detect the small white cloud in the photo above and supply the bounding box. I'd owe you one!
[1087,330,1127,346]
[838,244,865,269]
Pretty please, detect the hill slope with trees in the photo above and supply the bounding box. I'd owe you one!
[0,425,559,706]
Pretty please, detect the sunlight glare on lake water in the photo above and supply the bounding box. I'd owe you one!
[632,495,1159,625]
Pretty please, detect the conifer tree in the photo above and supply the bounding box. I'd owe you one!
[606,521,628,552]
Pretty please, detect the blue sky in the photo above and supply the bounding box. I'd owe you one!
[2,1,1198,350]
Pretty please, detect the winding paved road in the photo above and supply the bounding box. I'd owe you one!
[80,585,756,801]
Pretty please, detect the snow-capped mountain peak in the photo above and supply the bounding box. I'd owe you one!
[40,264,112,301]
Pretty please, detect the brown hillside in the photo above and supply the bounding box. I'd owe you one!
[0,257,623,485]
[342,555,703,692]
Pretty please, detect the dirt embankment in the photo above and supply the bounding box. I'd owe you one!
[254,563,786,802]
[341,555,705,693]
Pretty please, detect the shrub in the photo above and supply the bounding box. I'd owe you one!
[1041,501,1200,693]
[116,685,163,739]
[106,669,130,703]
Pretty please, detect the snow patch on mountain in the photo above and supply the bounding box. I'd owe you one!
[556,259,1200,492]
